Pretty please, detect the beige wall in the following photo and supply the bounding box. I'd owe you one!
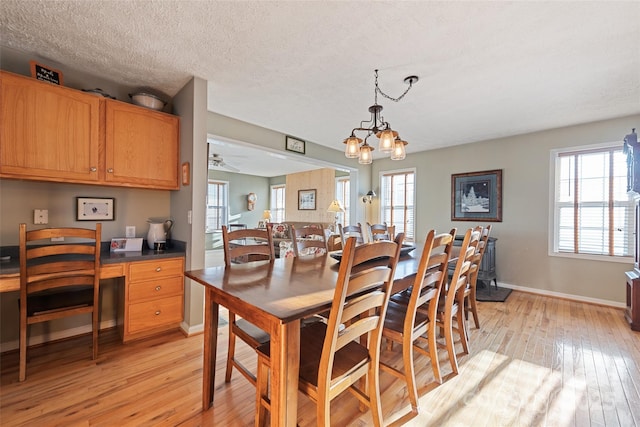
[372,114,640,305]
[285,168,336,223]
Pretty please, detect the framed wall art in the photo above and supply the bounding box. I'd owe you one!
[286,136,306,154]
[77,197,115,221]
[451,169,502,222]
[298,189,316,210]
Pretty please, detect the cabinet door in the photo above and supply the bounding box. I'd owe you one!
[104,100,179,190]
[0,71,100,182]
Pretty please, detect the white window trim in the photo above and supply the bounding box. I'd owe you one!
[548,141,633,264]
[207,179,229,232]
[378,167,417,242]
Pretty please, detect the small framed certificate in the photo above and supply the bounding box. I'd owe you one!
[286,136,305,154]
[77,197,115,221]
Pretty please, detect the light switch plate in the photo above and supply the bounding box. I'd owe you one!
[125,226,136,238]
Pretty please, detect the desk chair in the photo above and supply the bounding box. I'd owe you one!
[380,228,455,413]
[221,224,274,386]
[19,223,101,381]
[290,225,327,257]
[256,234,404,427]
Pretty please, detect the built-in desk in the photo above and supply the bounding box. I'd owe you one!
[0,242,186,342]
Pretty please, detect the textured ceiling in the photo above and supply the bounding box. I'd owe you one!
[1,1,639,164]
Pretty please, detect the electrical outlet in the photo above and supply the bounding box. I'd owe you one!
[188,210,192,225]
[34,209,48,224]
[125,226,136,238]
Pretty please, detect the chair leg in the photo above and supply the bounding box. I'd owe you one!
[457,312,469,356]
[469,289,480,329]
[255,353,269,427]
[402,338,419,413]
[444,314,458,375]
[225,320,236,383]
[19,321,27,382]
[92,308,99,360]
[427,322,442,384]
[368,360,384,427]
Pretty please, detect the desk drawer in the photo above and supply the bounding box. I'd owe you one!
[127,295,183,334]
[128,258,184,282]
[129,275,183,302]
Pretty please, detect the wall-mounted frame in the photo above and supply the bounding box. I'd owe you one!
[286,136,306,154]
[182,162,190,186]
[77,197,115,221]
[30,60,64,86]
[298,189,316,210]
[451,169,502,222]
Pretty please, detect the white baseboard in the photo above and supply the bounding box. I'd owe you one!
[180,321,203,336]
[497,281,626,309]
[0,319,117,354]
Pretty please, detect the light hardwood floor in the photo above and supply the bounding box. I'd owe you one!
[1,291,639,426]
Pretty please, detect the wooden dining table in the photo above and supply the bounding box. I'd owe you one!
[184,246,423,426]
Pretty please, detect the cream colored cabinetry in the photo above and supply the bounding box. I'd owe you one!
[123,257,184,342]
[0,71,101,183]
[0,71,180,190]
[104,100,179,190]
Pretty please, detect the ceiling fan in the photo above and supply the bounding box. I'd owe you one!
[208,153,240,172]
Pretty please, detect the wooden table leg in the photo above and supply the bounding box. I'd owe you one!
[270,320,300,426]
[202,289,219,410]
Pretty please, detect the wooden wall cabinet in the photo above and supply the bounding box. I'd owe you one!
[0,71,101,183]
[104,100,179,190]
[121,257,184,342]
[0,71,179,190]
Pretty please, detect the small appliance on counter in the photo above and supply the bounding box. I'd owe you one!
[147,219,173,250]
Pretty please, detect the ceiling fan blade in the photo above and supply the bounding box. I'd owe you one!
[220,162,240,172]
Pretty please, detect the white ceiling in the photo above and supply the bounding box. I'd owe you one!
[1,1,639,172]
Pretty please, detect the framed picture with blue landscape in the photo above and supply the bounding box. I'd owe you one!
[451,169,502,222]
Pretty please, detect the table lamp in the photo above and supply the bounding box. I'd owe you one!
[327,200,345,232]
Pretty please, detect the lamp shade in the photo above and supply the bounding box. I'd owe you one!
[327,200,345,213]
[391,138,407,160]
[262,210,272,220]
[377,130,397,153]
[344,136,362,158]
[358,143,373,164]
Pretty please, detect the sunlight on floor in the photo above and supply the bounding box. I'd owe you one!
[390,349,587,426]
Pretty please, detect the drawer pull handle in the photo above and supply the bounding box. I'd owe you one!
[107,168,114,173]
[156,267,162,272]
[90,167,97,172]
[155,286,161,291]
[155,310,161,316]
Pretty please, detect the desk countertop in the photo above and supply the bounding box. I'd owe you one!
[0,240,186,276]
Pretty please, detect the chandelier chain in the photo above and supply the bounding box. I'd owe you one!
[374,69,415,103]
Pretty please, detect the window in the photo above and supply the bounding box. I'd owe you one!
[551,143,633,260]
[335,177,350,226]
[206,180,228,231]
[270,185,286,223]
[380,169,415,242]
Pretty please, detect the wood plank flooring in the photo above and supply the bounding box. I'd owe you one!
[1,291,639,426]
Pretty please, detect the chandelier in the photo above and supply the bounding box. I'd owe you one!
[343,69,418,164]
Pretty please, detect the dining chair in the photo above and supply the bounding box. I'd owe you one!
[221,224,274,386]
[290,225,328,257]
[338,222,365,246]
[18,223,101,381]
[436,228,480,376]
[380,228,455,413]
[464,224,492,330]
[367,222,396,242]
[255,234,404,427]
